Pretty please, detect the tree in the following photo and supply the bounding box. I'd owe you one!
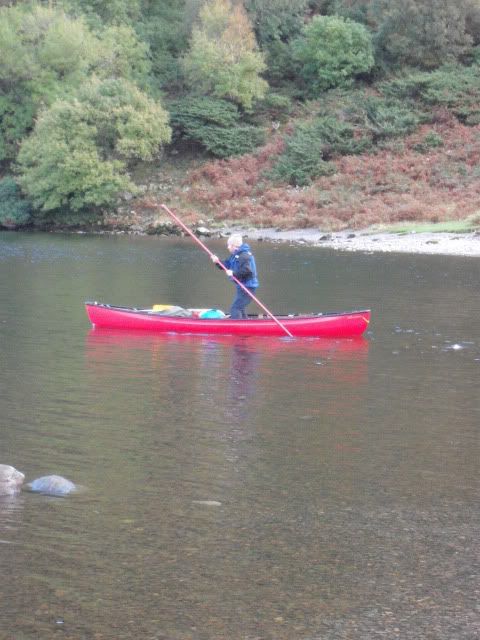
[183,0,268,109]
[244,0,309,47]
[136,0,190,89]
[0,3,152,163]
[293,15,374,94]
[0,3,98,160]
[327,0,373,24]
[466,0,480,46]
[94,24,151,88]
[372,0,473,69]
[243,0,310,84]
[17,78,171,213]
[59,0,142,28]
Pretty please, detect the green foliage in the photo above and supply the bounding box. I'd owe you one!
[0,4,99,160]
[373,0,473,69]
[0,3,153,164]
[0,94,36,162]
[327,0,371,24]
[268,91,421,185]
[59,0,142,28]
[244,0,309,48]
[261,40,299,88]
[135,1,189,89]
[169,96,265,157]
[183,0,268,109]
[413,130,444,153]
[94,25,152,88]
[252,92,293,122]
[268,116,368,185]
[312,116,370,156]
[293,15,374,95]
[314,87,420,143]
[0,177,32,228]
[467,2,480,46]
[268,124,335,186]
[359,96,420,142]
[17,78,171,213]
[383,65,480,125]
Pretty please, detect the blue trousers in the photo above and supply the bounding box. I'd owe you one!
[230,287,256,319]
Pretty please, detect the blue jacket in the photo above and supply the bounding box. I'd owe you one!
[223,243,259,289]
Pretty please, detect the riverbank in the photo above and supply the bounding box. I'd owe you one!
[85,222,480,257]
[226,227,480,257]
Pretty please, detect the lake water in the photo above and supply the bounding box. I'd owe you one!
[0,231,478,640]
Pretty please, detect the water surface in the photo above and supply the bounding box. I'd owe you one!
[0,232,478,639]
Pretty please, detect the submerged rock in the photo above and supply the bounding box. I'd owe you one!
[0,465,25,496]
[28,475,76,497]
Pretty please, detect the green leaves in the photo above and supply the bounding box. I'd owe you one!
[17,78,171,212]
[382,65,480,125]
[268,118,362,186]
[373,0,474,70]
[0,178,32,229]
[0,4,152,164]
[183,0,268,109]
[293,15,374,94]
[169,96,265,157]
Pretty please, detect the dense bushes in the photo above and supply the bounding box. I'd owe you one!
[269,92,420,185]
[169,97,265,158]
[293,15,374,94]
[182,117,480,230]
[269,116,371,186]
[373,0,474,70]
[0,177,32,228]
[382,65,480,125]
[357,96,420,142]
[17,78,171,212]
[268,123,336,186]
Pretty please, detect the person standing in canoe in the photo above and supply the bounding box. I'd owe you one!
[211,234,259,319]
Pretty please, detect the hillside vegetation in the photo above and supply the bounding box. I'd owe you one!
[1,0,479,232]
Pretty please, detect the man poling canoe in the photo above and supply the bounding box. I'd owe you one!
[160,204,294,337]
[210,234,259,320]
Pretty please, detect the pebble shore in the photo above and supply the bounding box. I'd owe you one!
[229,227,480,257]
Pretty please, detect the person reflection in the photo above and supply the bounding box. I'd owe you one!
[225,340,260,425]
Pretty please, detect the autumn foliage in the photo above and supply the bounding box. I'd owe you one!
[173,114,480,230]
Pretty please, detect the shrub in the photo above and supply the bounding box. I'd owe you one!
[413,130,444,153]
[169,97,265,158]
[0,177,32,228]
[268,115,369,186]
[268,122,335,186]
[361,96,420,142]
[382,65,480,125]
[311,116,371,156]
[292,15,374,95]
[252,92,293,122]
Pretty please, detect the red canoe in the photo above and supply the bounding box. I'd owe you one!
[85,302,370,338]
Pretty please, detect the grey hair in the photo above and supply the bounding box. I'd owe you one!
[227,233,243,247]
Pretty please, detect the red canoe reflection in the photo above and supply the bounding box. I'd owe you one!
[85,328,369,385]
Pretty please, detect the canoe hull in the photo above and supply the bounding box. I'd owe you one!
[85,302,370,338]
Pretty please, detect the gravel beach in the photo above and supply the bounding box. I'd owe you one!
[228,227,480,257]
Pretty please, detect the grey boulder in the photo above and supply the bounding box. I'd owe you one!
[28,475,76,496]
[0,465,25,496]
